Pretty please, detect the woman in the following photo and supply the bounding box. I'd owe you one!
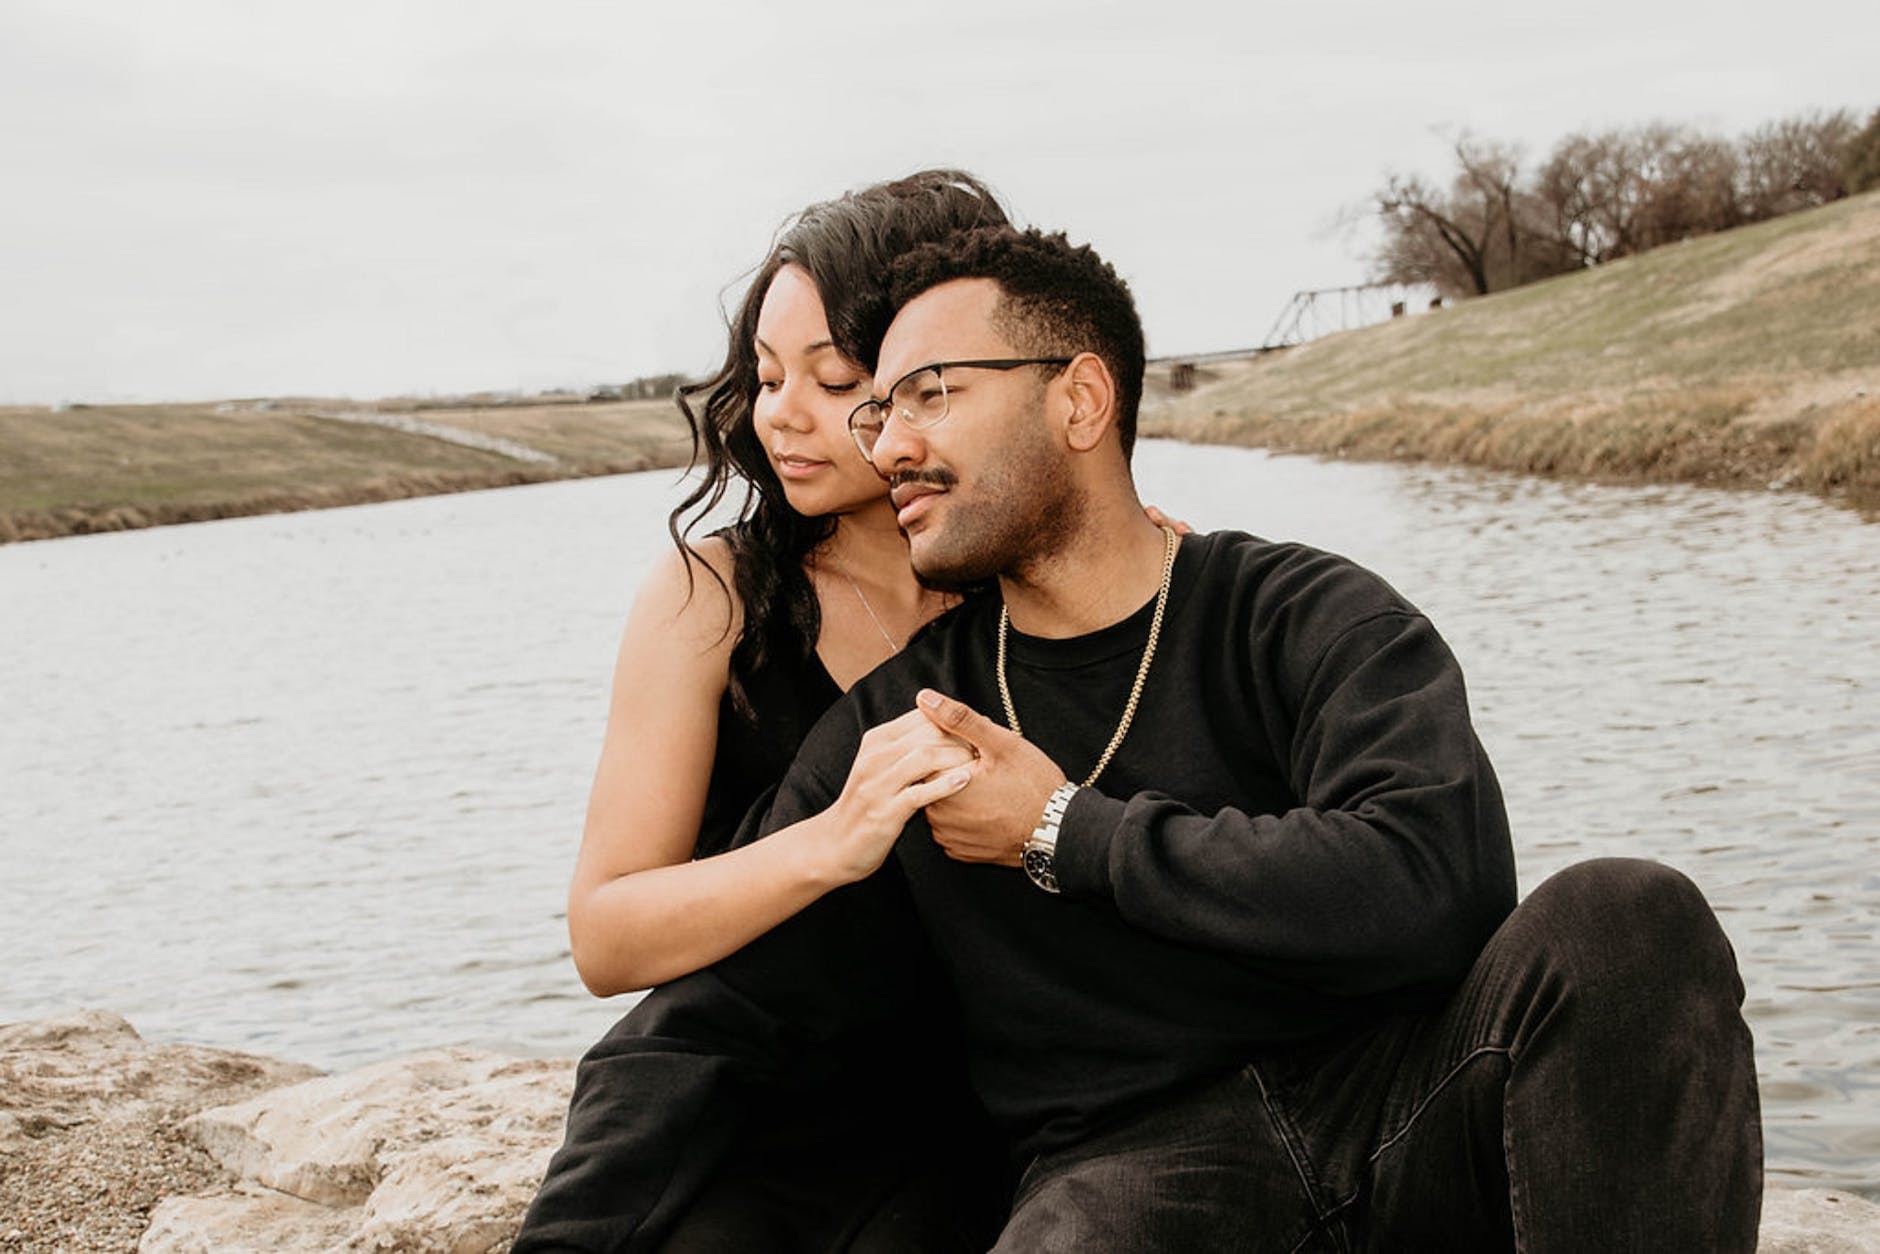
[567,169,1008,1000]
[556,170,1017,1253]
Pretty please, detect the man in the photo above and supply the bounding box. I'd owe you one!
[518,228,1761,1252]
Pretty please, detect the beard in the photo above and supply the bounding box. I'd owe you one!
[900,405,1084,588]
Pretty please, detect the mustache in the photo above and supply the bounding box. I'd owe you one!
[888,468,958,492]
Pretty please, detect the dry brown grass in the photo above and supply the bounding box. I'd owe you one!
[0,397,694,543]
[1145,190,1880,515]
[396,398,691,467]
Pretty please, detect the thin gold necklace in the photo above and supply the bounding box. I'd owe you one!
[996,525,1178,788]
[837,565,905,653]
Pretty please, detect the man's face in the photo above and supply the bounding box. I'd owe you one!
[868,279,1081,586]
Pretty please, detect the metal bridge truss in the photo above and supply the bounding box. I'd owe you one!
[1258,282,1441,350]
[1152,283,1443,393]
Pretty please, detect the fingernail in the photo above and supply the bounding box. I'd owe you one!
[917,689,941,709]
[945,768,971,788]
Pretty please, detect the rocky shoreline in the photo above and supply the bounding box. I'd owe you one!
[2,1010,1875,1252]
[0,1011,571,1252]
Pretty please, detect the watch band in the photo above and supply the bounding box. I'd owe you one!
[1021,781,1080,894]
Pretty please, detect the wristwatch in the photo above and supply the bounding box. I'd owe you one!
[1021,782,1080,894]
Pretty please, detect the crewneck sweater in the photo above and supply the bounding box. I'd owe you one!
[727,528,1517,1154]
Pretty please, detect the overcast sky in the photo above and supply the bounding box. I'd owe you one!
[2,0,1874,405]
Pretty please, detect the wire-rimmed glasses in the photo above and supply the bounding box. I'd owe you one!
[847,357,1073,459]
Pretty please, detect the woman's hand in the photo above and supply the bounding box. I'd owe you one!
[823,709,977,883]
[1144,505,1193,535]
[915,690,1067,867]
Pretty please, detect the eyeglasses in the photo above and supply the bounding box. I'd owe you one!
[847,358,1074,459]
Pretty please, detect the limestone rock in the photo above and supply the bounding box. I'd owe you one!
[1759,1188,1880,1253]
[134,1184,356,1252]
[0,1009,322,1252]
[0,1009,318,1143]
[145,1047,575,1253]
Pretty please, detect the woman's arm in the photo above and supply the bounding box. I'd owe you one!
[567,541,972,996]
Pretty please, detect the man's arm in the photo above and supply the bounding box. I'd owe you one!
[1059,609,1516,994]
[919,607,1516,1000]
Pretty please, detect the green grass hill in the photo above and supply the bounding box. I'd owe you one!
[1143,189,1880,515]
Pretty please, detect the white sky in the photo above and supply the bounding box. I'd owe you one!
[1,0,1874,405]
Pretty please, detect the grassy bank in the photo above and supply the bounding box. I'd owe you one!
[0,396,693,543]
[1143,190,1880,515]
[10,192,1876,542]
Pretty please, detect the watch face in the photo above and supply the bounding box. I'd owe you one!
[1022,847,1059,894]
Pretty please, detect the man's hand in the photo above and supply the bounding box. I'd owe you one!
[915,689,1067,867]
[825,709,976,883]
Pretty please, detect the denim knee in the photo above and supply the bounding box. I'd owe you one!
[1522,857,1743,1006]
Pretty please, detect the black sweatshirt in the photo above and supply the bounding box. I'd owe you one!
[516,530,1517,1250]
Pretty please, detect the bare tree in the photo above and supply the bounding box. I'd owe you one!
[1535,130,1638,267]
[1375,136,1567,297]
[1375,170,1492,296]
[1534,124,1738,264]
[1372,105,1875,300]
[1738,109,1857,218]
[1636,129,1741,246]
[1844,107,1880,194]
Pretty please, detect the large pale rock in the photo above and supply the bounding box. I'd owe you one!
[0,1009,321,1251]
[0,1009,318,1144]
[1759,1188,1880,1253]
[134,1184,355,1252]
[143,1047,575,1253]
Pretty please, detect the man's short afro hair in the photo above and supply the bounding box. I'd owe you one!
[886,226,1146,458]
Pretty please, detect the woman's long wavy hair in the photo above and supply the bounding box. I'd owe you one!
[670,170,1010,715]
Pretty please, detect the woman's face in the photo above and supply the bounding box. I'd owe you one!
[751,264,890,518]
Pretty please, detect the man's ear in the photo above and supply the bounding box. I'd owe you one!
[1061,352,1118,453]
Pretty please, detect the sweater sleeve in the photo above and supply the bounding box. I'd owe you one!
[1050,606,1517,998]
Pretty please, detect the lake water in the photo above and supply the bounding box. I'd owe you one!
[2,441,1875,1195]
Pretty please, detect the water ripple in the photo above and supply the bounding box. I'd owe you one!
[1,447,1874,1193]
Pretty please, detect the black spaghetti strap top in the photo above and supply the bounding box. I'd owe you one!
[692,608,842,860]
[663,543,1011,1238]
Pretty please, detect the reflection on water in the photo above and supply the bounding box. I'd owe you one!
[1,442,1875,1194]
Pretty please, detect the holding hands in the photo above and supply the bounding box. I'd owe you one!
[825,709,976,883]
[824,689,1068,879]
[915,689,1067,868]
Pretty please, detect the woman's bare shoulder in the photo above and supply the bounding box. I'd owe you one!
[628,535,743,659]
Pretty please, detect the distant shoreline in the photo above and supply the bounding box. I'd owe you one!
[0,395,695,544]
[8,404,1875,548]
[1140,398,1879,520]
[0,459,679,544]
[1142,191,1880,521]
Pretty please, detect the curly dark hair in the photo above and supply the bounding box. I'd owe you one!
[670,170,1010,713]
[886,226,1145,457]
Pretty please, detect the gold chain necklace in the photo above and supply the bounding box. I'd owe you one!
[996,525,1178,788]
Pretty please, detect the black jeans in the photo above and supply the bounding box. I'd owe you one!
[992,858,1763,1252]
[651,1139,1006,1253]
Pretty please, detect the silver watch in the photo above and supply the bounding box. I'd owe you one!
[1021,782,1080,894]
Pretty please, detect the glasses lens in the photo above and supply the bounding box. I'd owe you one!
[850,402,885,454]
[890,367,948,429]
